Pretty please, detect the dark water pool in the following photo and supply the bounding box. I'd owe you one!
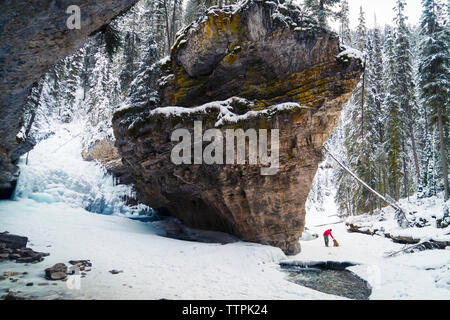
[280,261,372,300]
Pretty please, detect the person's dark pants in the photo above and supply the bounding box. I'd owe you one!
[324,235,329,247]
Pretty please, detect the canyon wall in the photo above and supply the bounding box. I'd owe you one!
[0,0,138,198]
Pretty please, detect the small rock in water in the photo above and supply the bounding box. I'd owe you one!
[49,272,67,280]
[109,269,123,275]
[0,253,9,259]
[0,233,28,249]
[25,282,33,286]
[0,232,49,264]
[2,292,26,300]
[16,256,36,263]
[3,272,20,277]
[69,260,92,267]
[68,260,92,274]
[45,263,68,280]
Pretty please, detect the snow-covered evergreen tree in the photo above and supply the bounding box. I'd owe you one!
[304,0,342,29]
[184,0,206,25]
[129,36,160,109]
[337,0,351,45]
[384,26,404,201]
[119,31,140,94]
[417,0,449,200]
[392,0,422,189]
[355,6,367,52]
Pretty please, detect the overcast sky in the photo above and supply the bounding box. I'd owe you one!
[344,0,422,29]
[182,0,424,29]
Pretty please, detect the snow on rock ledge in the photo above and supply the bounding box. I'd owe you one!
[112,0,362,255]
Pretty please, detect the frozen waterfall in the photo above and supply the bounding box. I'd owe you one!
[13,121,152,217]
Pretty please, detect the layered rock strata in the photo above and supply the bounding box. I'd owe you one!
[113,0,362,254]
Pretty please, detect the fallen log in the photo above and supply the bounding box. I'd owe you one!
[345,223,376,235]
[324,146,411,228]
[345,223,450,253]
[385,240,448,257]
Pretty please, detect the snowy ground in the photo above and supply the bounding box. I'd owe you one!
[0,199,332,300]
[1,123,449,300]
[302,215,450,299]
[346,195,450,242]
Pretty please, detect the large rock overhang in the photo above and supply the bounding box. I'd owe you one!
[113,0,363,255]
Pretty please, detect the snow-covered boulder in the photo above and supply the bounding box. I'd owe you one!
[112,0,362,255]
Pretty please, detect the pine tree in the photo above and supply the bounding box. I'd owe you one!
[384,26,403,201]
[119,31,140,94]
[419,131,438,198]
[63,51,83,120]
[418,0,449,200]
[129,36,160,109]
[304,0,342,29]
[153,0,184,56]
[355,6,367,52]
[363,24,387,210]
[337,0,351,45]
[335,124,358,216]
[392,0,422,188]
[185,0,202,25]
[101,23,122,62]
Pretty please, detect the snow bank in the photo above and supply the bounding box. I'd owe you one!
[0,198,336,300]
[346,194,450,242]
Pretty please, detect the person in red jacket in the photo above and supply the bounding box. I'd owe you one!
[323,229,334,247]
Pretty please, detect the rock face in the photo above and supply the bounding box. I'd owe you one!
[113,0,362,255]
[0,0,138,199]
[82,139,132,184]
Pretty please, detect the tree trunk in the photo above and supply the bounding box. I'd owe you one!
[170,0,178,48]
[324,146,409,225]
[405,104,421,184]
[163,0,171,55]
[437,106,449,200]
[360,57,367,139]
[24,112,36,139]
[401,138,409,200]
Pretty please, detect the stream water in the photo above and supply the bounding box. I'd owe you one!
[280,262,372,300]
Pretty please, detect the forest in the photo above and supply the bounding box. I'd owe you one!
[0,0,448,301]
[20,0,448,218]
